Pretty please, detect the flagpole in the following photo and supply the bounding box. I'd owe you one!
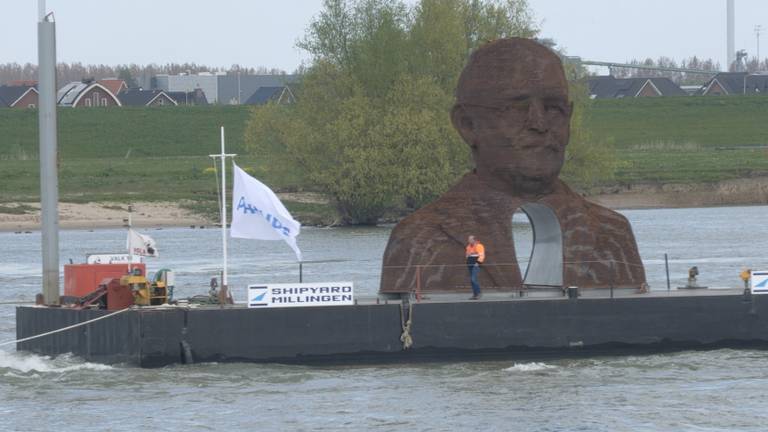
[220,126,228,296]
[209,128,236,303]
[208,126,237,304]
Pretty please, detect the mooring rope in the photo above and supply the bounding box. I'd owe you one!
[400,301,414,350]
[0,307,132,348]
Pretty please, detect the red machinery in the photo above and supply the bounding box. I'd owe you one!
[71,269,172,310]
[76,277,135,310]
[64,263,145,297]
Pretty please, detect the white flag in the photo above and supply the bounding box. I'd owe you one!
[127,229,159,257]
[231,163,302,261]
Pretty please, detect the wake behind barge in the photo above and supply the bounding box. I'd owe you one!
[16,288,768,367]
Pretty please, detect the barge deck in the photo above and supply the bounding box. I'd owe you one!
[16,288,768,367]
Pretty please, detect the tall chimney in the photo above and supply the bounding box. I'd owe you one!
[727,0,735,70]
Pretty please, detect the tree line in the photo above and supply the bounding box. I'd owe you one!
[610,56,768,84]
[0,62,288,87]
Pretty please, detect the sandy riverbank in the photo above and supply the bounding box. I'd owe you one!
[0,202,208,232]
[588,177,768,210]
[2,178,767,232]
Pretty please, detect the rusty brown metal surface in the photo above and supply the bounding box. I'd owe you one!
[380,38,646,294]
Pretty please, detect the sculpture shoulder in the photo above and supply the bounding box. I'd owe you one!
[550,181,631,229]
[386,195,457,248]
[387,210,441,242]
[382,178,475,265]
[393,176,475,232]
[583,199,632,228]
[382,217,443,268]
[578,197,639,245]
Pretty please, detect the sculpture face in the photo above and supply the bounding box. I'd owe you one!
[452,39,572,193]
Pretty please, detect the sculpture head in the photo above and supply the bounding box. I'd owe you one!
[451,38,572,194]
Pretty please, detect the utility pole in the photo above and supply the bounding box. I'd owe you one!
[38,0,60,305]
[727,0,735,69]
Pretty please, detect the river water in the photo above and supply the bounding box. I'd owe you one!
[1,205,768,431]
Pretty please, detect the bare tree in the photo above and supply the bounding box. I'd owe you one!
[0,62,288,86]
[608,56,723,85]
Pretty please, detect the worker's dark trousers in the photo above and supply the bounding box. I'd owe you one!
[468,264,480,296]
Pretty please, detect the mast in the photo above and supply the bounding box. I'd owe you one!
[221,127,228,292]
[209,127,236,302]
[38,0,60,305]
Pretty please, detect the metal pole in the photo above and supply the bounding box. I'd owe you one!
[299,262,303,283]
[38,6,60,305]
[220,127,228,293]
[665,253,671,291]
[209,133,237,304]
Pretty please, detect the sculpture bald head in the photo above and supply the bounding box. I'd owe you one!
[451,38,572,194]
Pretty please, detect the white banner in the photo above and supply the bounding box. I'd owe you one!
[126,229,158,257]
[751,271,768,294]
[230,163,302,261]
[86,253,142,264]
[248,282,354,308]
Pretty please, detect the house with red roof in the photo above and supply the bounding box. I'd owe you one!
[98,79,128,97]
[57,79,122,107]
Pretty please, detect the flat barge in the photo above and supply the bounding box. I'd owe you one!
[16,288,768,367]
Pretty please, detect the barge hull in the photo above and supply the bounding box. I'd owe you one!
[16,292,768,367]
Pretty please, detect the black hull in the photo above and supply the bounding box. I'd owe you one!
[16,290,768,367]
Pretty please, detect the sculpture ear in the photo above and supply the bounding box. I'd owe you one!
[451,104,478,148]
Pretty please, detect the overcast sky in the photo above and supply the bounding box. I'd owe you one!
[1,0,765,72]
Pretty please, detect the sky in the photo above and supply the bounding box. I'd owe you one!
[0,0,765,72]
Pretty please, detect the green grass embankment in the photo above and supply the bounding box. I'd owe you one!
[2,105,251,158]
[1,96,767,221]
[0,106,330,222]
[587,96,768,184]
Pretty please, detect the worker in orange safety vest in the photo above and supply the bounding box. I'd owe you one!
[465,235,486,300]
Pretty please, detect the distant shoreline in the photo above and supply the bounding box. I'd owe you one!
[2,177,767,232]
[588,177,768,211]
[0,202,207,233]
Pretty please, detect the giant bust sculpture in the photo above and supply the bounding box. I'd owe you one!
[380,38,646,294]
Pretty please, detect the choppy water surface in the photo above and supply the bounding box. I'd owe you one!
[1,205,768,431]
